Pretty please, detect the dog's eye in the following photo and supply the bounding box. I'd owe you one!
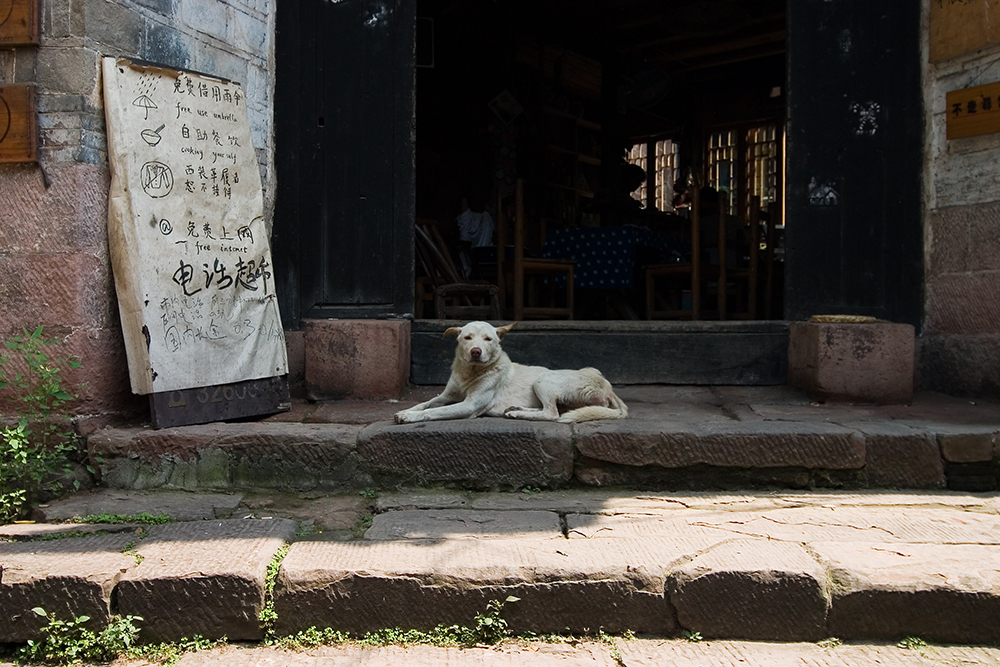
[464,335,473,340]
[484,337,492,341]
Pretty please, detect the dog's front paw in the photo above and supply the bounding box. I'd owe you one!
[503,406,525,418]
[394,410,419,424]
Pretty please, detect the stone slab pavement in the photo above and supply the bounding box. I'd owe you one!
[6,487,1000,646]
[4,639,997,666]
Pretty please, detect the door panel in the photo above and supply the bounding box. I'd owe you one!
[275,0,415,326]
[785,0,923,328]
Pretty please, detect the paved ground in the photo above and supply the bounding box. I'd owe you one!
[4,639,1000,666]
[5,487,1000,648]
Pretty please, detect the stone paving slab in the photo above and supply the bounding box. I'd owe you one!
[616,639,1000,667]
[564,506,1000,544]
[165,642,618,667]
[0,533,137,642]
[0,522,141,540]
[115,518,296,643]
[364,510,564,540]
[34,489,245,522]
[274,535,724,636]
[815,541,1000,644]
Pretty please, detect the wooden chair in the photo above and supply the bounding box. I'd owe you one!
[726,195,763,320]
[645,184,716,319]
[414,221,500,320]
[497,179,575,320]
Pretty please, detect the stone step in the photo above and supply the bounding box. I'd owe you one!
[84,387,1000,493]
[5,490,1000,645]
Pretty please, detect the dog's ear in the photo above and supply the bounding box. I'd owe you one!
[496,322,517,339]
[443,327,462,339]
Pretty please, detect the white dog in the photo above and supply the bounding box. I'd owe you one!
[394,321,628,424]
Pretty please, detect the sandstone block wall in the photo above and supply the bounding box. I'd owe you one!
[922,15,1000,397]
[0,0,275,419]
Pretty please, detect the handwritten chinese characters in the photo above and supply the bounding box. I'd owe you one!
[103,58,287,395]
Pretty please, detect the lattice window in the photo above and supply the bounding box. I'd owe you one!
[628,139,679,212]
[626,142,648,207]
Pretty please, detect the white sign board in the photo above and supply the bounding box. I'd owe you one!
[103,57,287,395]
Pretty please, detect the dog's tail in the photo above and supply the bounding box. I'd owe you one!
[557,391,629,424]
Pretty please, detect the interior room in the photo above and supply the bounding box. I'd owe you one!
[413,0,787,323]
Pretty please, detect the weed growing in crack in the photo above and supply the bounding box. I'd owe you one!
[260,544,290,638]
[682,629,702,643]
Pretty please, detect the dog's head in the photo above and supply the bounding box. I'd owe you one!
[443,321,515,365]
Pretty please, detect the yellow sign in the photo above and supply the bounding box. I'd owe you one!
[0,84,35,163]
[0,0,39,45]
[946,81,1000,139]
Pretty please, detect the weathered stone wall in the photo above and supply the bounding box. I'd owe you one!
[0,0,275,419]
[921,2,1000,396]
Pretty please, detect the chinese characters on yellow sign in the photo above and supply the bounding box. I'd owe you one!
[946,81,1000,139]
[102,58,287,395]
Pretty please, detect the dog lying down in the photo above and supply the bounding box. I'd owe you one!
[394,321,628,424]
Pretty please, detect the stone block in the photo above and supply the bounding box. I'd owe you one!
[0,534,136,642]
[84,0,143,52]
[788,321,915,404]
[849,422,946,489]
[115,518,296,642]
[667,540,829,641]
[816,541,1000,643]
[0,253,114,331]
[304,319,410,400]
[939,431,998,463]
[87,422,365,492]
[574,419,865,470]
[274,536,700,636]
[36,46,100,95]
[142,19,193,70]
[926,273,1000,336]
[918,333,1000,396]
[358,419,573,489]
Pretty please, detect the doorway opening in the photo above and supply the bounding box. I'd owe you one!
[414,0,787,323]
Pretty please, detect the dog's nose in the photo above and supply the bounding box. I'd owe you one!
[470,347,482,359]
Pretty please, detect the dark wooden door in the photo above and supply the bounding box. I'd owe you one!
[785,0,923,328]
[274,0,415,328]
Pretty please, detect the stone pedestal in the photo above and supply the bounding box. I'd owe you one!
[788,321,915,404]
[305,319,411,400]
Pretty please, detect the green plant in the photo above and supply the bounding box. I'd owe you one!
[898,636,927,651]
[0,327,82,522]
[818,637,842,648]
[464,595,520,645]
[260,544,290,637]
[352,513,374,539]
[682,629,702,643]
[359,488,378,500]
[18,607,141,664]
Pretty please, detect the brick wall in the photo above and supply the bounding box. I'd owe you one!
[0,0,275,419]
[922,5,1000,396]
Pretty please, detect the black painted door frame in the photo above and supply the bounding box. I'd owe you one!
[785,0,924,329]
[273,0,415,329]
